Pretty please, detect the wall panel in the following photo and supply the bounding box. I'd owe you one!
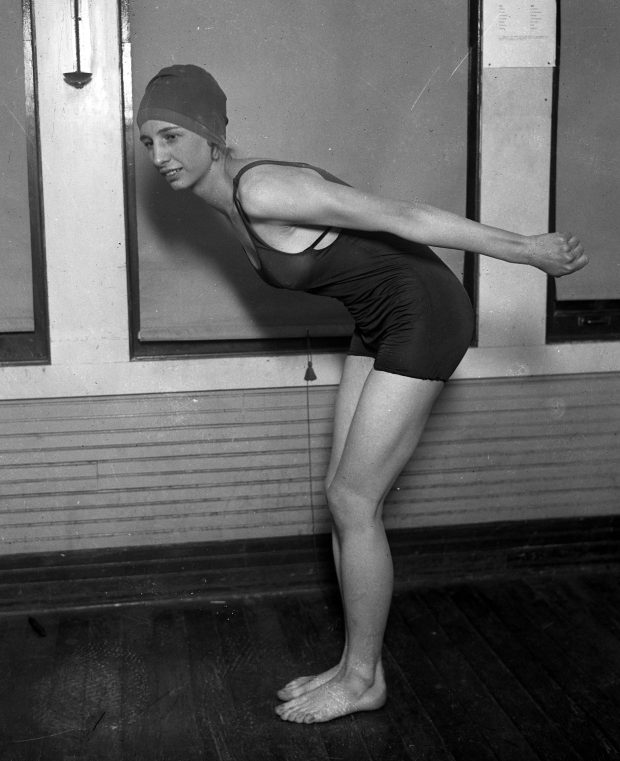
[127,0,469,342]
[0,0,35,333]
[555,0,620,301]
[0,374,618,555]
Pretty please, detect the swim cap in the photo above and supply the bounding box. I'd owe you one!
[137,64,227,146]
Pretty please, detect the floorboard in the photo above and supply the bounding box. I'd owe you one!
[0,570,619,761]
[477,581,620,750]
[451,584,618,761]
[386,602,498,761]
[420,587,582,761]
[399,591,539,761]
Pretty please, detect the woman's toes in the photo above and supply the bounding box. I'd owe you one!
[276,676,312,700]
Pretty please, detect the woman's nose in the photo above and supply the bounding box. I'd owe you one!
[151,143,169,167]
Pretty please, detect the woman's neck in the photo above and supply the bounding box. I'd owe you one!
[192,154,244,218]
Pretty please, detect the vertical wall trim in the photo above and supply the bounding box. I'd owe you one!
[476,1,555,348]
[33,0,129,367]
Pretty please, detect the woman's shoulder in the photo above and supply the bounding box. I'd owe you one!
[232,160,332,216]
[234,159,349,201]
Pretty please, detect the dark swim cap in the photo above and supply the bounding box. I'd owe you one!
[137,64,228,146]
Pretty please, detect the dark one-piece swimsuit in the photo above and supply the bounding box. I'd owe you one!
[233,160,475,381]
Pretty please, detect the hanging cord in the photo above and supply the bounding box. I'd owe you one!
[73,0,82,71]
[304,331,319,561]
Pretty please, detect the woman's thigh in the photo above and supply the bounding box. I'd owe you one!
[326,355,375,487]
[329,368,444,520]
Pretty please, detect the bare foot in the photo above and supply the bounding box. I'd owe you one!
[275,671,387,724]
[277,663,341,701]
[277,660,384,702]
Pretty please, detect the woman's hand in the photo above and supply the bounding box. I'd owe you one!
[527,233,588,277]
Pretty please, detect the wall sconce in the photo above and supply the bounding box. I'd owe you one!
[63,0,92,88]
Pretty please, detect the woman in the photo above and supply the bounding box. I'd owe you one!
[137,64,588,724]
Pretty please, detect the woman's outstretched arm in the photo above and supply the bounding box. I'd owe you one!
[238,164,588,277]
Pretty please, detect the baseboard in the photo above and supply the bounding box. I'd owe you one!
[0,516,619,616]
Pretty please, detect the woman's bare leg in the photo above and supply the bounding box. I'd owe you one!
[277,355,374,701]
[276,368,443,723]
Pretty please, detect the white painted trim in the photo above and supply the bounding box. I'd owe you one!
[0,341,619,400]
[34,0,129,371]
[477,67,553,348]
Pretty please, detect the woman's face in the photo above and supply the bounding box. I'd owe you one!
[139,120,213,191]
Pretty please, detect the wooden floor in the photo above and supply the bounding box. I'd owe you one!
[1,571,620,761]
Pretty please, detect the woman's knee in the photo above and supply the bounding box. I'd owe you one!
[326,478,381,533]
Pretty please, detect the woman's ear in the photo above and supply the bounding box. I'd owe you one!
[210,143,223,161]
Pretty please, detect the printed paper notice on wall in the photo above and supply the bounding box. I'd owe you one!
[483,0,556,68]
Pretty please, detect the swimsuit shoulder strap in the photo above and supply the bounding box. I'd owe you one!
[232,160,346,250]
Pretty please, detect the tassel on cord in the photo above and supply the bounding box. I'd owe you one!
[304,330,317,381]
[304,331,318,552]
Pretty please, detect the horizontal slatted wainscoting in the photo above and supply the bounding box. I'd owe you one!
[390,372,620,528]
[0,372,619,557]
[0,387,334,554]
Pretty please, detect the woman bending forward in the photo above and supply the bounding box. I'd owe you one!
[138,64,588,724]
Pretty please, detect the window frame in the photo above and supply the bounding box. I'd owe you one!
[0,0,49,366]
[545,3,620,344]
[120,0,480,361]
